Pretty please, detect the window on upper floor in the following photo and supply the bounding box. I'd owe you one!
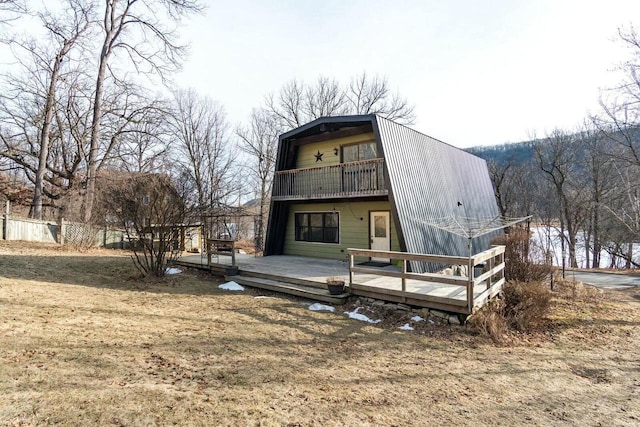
[342,142,377,163]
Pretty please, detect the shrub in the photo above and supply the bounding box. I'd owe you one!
[468,299,509,344]
[502,280,552,331]
[493,228,551,282]
[470,280,552,340]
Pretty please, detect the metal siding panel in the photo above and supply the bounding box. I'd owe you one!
[375,116,500,273]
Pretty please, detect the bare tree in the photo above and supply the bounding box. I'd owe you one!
[265,78,347,129]
[264,72,415,131]
[488,159,513,218]
[346,72,415,122]
[0,1,93,219]
[0,0,26,29]
[29,1,91,219]
[110,106,170,173]
[595,25,640,265]
[597,26,640,166]
[103,171,186,276]
[237,108,279,251]
[534,129,585,270]
[83,0,204,222]
[575,120,620,267]
[167,89,235,240]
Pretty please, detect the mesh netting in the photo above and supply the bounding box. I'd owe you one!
[64,222,102,248]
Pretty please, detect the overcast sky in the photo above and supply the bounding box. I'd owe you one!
[174,0,640,148]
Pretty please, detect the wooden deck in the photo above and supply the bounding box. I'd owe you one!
[175,245,505,315]
[348,246,505,314]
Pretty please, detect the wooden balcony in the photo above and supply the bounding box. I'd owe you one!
[272,158,387,201]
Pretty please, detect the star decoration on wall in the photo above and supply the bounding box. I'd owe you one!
[315,150,324,162]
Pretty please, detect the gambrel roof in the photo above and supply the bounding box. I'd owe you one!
[266,115,501,272]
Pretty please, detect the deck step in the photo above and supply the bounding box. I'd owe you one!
[173,259,228,275]
[235,270,328,289]
[227,275,350,305]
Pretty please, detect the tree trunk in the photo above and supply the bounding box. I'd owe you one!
[32,49,67,219]
[583,228,591,269]
[84,47,109,223]
[592,204,601,268]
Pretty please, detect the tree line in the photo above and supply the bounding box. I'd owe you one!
[470,26,640,269]
[3,1,638,272]
[0,0,414,251]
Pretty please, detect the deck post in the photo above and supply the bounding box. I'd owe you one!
[59,217,65,245]
[3,201,8,240]
[498,250,505,284]
[467,239,474,314]
[207,239,212,270]
[349,252,354,285]
[487,255,494,290]
[231,240,236,267]
[401,259,407,292]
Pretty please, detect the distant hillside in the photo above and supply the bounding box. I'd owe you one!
[466,140,536,165]
[468,127,640,166]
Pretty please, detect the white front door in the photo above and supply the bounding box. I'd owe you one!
[370,211,390,262]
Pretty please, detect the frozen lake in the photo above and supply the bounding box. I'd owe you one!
[530,226,639,269]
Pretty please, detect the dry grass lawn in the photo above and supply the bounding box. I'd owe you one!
[0,241,639,426]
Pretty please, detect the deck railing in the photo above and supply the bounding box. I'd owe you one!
[348,245,506,314]
[272,158,387,200]
[206,238,236,267]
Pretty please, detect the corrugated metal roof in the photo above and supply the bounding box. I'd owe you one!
[374,116,500,272]
[265,115,501,272]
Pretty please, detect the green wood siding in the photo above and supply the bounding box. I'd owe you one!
[296,132,375,169]
[283,200,400,260]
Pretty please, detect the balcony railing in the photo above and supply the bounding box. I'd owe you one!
[272,158,387,200]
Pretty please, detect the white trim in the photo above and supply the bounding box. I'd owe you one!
[370,211,391,262]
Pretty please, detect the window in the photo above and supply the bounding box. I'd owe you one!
[342,142,377,163]
[342,141,380,192]
[295,212,339,244]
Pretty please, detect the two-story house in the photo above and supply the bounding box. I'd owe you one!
[264,115,500,273]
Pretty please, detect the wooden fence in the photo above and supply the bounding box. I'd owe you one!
[348,245,506,314]
[1,214,127,248]
[2,216,58,243]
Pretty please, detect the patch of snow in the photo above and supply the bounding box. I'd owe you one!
[238,249,247,254]
[428,319,435,324]
[343,307,381,324]
[410,315,424,322]
[399,323,414,331]
[254,296,278,299]
[165,268,182,275]
[218,281,245,291]
[308,303,335,312]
